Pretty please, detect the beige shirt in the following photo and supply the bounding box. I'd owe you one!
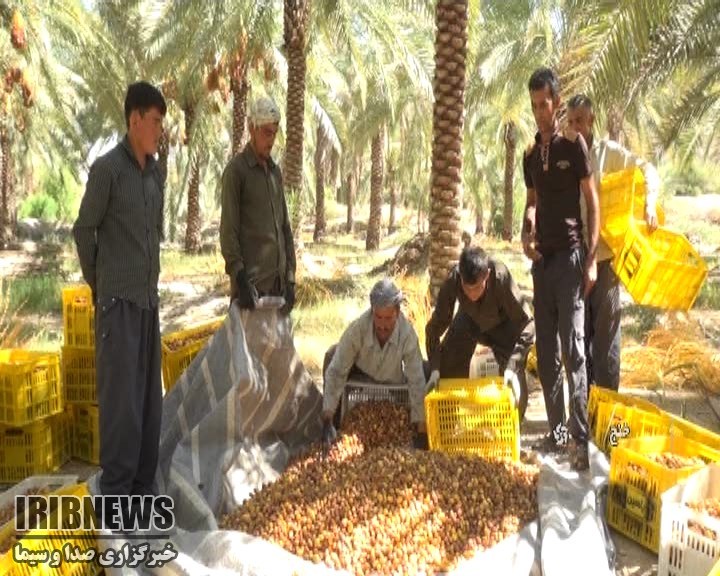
[323,309,427,424]
[581,138,661,262]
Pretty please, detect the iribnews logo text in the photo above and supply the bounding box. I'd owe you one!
[14,495,174,533]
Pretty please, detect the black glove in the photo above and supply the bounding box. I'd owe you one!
[413,432,429,450]
[321,420,337,457]
[282,282,296,315]
[235,269,257,310]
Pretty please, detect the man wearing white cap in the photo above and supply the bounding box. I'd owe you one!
[220,96,296,313]
[321,278,432,449]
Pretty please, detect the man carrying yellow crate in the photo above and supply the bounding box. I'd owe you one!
[566,95,660,393]
[72,82,166,509]
[321,279,431,450]
[425,246,535,420]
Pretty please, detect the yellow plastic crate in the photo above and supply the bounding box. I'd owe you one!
[613,221,708,311]
[0,412,72,483]
[425,378,519,461]
[668,414,720,452]
[587,387,669,455]
[608,436,720,552]
[593,401,671,455]
[62,286,95,348]
[0,482,99,576]
[71,404,99,465]
[161,317,225,392]
[599,167,666,254]
[0,350,63,427]
[588,386,663,427]
[61,347,95,404]
[600,167,645,253]
[437,376,501,391]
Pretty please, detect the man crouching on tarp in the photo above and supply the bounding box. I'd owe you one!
[320,278,433,450]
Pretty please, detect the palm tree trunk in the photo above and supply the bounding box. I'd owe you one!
[388,161,397,234]
[0,131,11,249]
[183,104,201,253]
[475,205,484,235]
[330,149,341,202]
[158,129,169,182]
[502,121,516,241]
[346,166,355,233]
[283,0,312,251]
[366,126,384,251]
[157,129,170,240]
[231,62,249,157]
[429,0,468,299]
[313,124,326,242]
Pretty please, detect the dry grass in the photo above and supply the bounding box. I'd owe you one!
[396,273,432,353]
[622,316,720,394]
[0,281,28,348]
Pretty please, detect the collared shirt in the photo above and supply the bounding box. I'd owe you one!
[73,136,164,309]
[522,130,593,254]
[425,261,534,366]
[323,309,427,424]
[220,144,296,296]
[580,137,661,262]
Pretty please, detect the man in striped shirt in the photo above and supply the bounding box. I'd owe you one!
[73,82,166,509]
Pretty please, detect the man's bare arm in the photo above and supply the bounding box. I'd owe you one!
[580,175,599,296]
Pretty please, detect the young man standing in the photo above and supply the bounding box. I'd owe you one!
[73,81,167,502]
[522,68,599,470]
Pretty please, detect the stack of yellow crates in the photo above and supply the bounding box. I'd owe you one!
[589,387,720,557]
[61,285,99,465]
[0,350,70,482]
[599,168,707,311]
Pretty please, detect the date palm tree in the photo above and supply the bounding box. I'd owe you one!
[428,0,469,297]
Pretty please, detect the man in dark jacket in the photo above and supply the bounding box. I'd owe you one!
[425,246,535,418]
[220,96,296,314]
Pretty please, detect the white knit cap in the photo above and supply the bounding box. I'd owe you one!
[248,97,281,127]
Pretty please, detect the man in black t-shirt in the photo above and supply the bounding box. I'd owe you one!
[521,68,600,471]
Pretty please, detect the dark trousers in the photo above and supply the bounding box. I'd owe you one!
[322,345,430,429]
[437,313,534,379]
[95,297,162,497]
[585,259,621,392]
[531,248,589,442]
